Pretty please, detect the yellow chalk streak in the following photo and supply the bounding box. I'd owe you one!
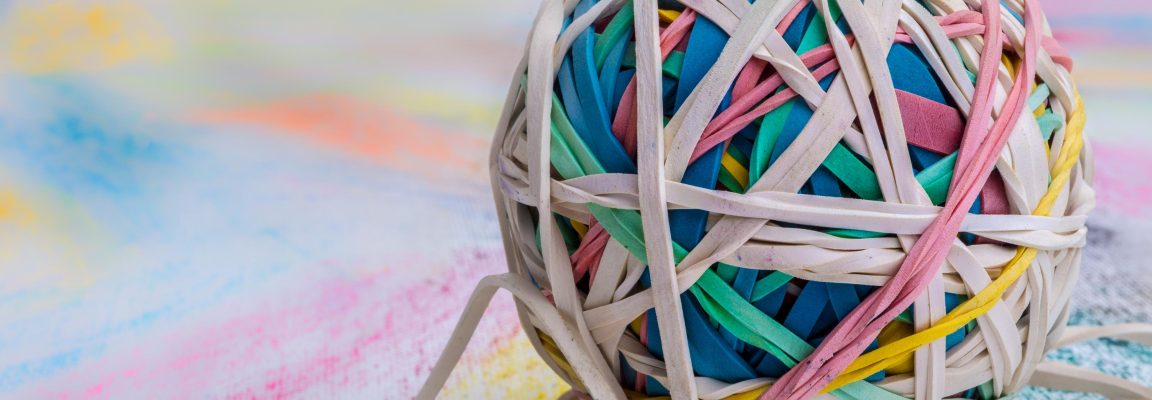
[2,2,173,73]
[0,190,37,224]
[440,329,570,399]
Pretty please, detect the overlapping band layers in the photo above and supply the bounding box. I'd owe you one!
[421,0,1150,399]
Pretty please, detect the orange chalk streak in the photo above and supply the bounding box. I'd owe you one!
[190,95,490,180]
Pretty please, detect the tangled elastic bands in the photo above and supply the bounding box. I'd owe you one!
[764,0,1042,397]
[417,0,1152,399]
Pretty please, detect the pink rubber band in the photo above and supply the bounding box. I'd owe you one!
[611,9,697,157]
[763,0,1043,397]
[897,89,965,154]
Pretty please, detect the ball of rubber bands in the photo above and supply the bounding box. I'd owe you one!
[421,0,1151,399]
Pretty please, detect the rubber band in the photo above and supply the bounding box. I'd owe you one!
[418,0,1152,399]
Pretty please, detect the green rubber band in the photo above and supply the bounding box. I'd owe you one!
[551,95,608,175]
[822,143,883,200]
[1036,110,1064,141]
[550,124,587,179]
[624,48,686,79]
[587,204,654,264]
[825,229,888,239]
[894,309,913,325]
[586,192,906,400]
[748,100,790,187]
[745,5,838,190]
[715,263,740,285]
[718,167,744,192]
[594,3,635,71]
[745,5,837,189]
[750,271,793,302]
[691,276,796,364]
[556,214,583,252]
[535,221,542,256]
[727,142,750,165]
[978,380,995,400]
[663,50,686,79]
[1026,83,1050,112]
[796,0,842,55]
[693,269,907,400]
[915,151,959,205]
[718,145,750,192]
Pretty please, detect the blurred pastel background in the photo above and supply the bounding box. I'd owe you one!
[0,0,1149,399]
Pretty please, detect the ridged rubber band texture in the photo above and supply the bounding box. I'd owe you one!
[418,0,1152,399]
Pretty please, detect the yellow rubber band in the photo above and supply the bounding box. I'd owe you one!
[721,151,750,189]
[822,91,1085,392]
[539,331,589,393]
[571,219,589,238]
[657,9,681,24]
